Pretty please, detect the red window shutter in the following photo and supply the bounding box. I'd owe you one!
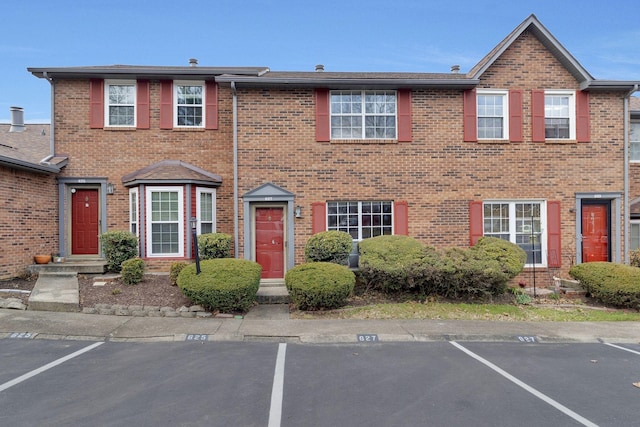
[576,91,590,143]
[89,79,104,129]
[159,80,173,130]
[463,89,477,142]
[547,200,562,268]
[531,89,546,142]
[136,80,150,129]
[469,200,484,246]
[509,90,523,142]
[311,202,327,234]
[397,89,412,142]
[205,81,218,130]
[393,201,409,235]
[315,89,330,142]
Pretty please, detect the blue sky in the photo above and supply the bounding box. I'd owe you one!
[2,0,639,123]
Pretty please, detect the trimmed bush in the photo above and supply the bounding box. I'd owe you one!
[570,262,640,309]
[169,261,189,286]
[470,237,527,278]
[286,262,355,310]
[358,235,441,293]
[630,249,640,268]
[121,258,145,285]
[304,231,353,265]
[198,233,232,260]
[177,259,261,312]
[100,231,138,272]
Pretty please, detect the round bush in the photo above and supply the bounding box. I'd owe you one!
[285,262,355,310]
[470,236,527,278]
[304,231,353,265]
[121,257,145,285]
[177,259,261,312]
[100,230,138,272]
[570,262,640,309]
[169,261,189,286]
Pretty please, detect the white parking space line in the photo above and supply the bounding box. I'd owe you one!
[450,341,599,427]
[0,342,104,393]
[604,342,640,356]
[268,343,287,427]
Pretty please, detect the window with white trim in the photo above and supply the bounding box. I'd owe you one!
[105,80,135,127]
[327,201,393,240]
[174,81,204,127]
[330,91,397,139]
[630,121,640,161]
[631,220,640,250]
[483,201,547,266]
[196,188,216,234]
[477,90,508,139]
[146,187,184,257]
[129,188,139,236]
[545,91,575,139]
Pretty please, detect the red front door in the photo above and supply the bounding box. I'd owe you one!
[582,203,609,262]
[72,189,99,255]
[255,207,284,279]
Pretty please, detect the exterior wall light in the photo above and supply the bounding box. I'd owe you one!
[106,183,115,195]
[295,205,302,218]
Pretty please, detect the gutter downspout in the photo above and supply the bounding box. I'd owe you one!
[624,84,638,264]
[231,81,239,258]
[40,71,55,163]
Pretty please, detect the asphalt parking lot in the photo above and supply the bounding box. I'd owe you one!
[1,340,639,426]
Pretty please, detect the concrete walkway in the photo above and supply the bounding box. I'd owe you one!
[28,272,79,312]
[1,304,639,344]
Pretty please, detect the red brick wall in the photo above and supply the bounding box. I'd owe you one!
[234,30,627,278]
[0,166,58,279]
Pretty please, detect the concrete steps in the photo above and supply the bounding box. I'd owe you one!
[256,279,289,304]
[28,272,80,312]
[28,259,107,275]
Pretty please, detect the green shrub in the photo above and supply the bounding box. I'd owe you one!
[198,233,232,260]
[358,235,441,293]
[121,258,145,285]
[285,262,355,310]
[100,231,138,272]
[470,237,527,278]
[630,249,640,268]
[304,231,353,265]
[169,261,189,286]
[569,262,640,309]
[177,259,261,312]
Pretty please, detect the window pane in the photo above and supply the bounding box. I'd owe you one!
[107,84,135,126]
[331,90,396,140]
[631,123,640,161]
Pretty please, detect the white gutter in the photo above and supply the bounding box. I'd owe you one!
[231,81,239,258]
[41,71,55,162]
[624,84,638,264]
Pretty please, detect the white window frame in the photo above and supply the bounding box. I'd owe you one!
[196,187,216,234]
[330,90,397,140]
[105,80,136,127]
[477,90,509,140]
[145,186,184,257]
[631,220,640,250]
[174,80,205,128]
[326,201,394,241]
[483,200,547,267]
[630,121,640,162]
[129,188,139,238]
[545,90,575,140]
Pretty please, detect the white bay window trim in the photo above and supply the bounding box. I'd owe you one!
[196,187,216,234]
[145,186,184,257]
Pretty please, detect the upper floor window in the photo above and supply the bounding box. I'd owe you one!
[106,80,136,127]
[545,91,575,139]
[630,121,640,161]
[174,81,204,127]
[477,90,508,139]
[330,91,397,139]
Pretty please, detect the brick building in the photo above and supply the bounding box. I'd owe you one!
[24,15,639,285]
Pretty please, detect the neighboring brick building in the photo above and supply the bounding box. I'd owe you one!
[25,15,639,285]
[0,107,66,279]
